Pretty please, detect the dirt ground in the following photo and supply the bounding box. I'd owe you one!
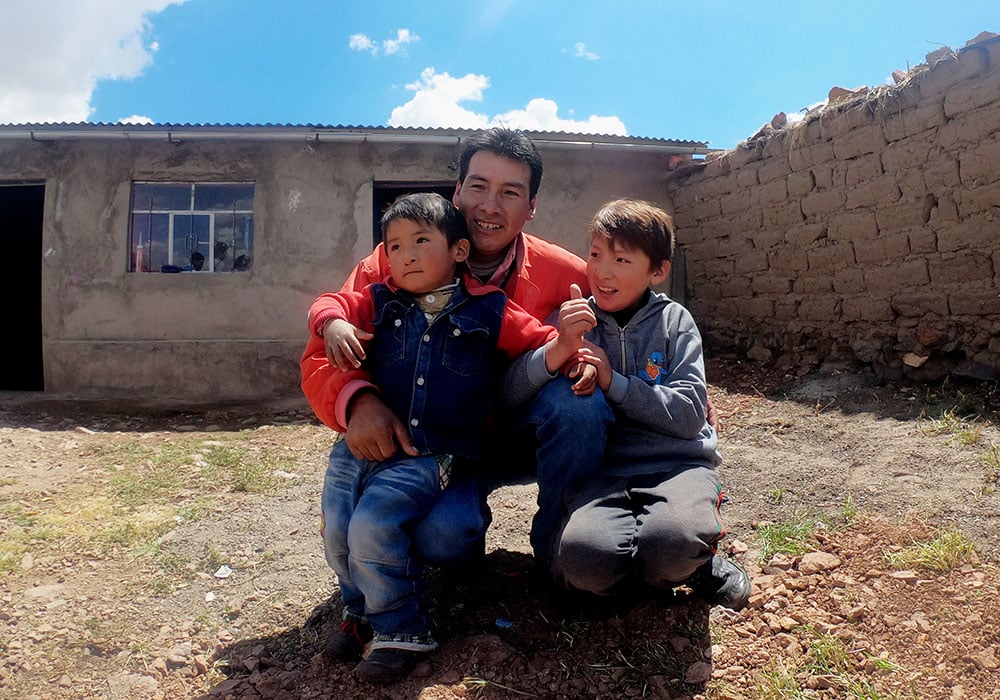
[1,359,998,699]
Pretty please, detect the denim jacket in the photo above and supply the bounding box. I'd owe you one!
[300,277,556,456]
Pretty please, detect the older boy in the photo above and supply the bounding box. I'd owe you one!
[506,199,751,610]
[301,193,594,681]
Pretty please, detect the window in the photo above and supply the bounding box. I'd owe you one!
[129,182,255,272]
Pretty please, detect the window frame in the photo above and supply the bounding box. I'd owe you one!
[129,181,255,273]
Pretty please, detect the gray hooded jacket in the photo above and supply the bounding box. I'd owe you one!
[505,290,721,477]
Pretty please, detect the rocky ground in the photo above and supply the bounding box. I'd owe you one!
[1,359,998,699]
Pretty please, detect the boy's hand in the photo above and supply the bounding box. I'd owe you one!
[557,284,596,340]
[323,319,374,371]
[578,340,613,392]
[546,284,597,373]
[567,361,598,395]
[559,284,597,349]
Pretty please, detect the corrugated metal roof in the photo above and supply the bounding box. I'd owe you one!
[0,122,712,153]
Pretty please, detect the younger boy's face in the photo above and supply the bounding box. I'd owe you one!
[587,234,670,313]
[385,218,469,294]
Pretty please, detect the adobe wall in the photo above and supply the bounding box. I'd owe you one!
[667,34,1000,382]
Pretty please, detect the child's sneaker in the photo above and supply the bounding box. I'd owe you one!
[354,647,428,682]
[326,619,373,662]
[354,632,437,682]
[688,556,752,611]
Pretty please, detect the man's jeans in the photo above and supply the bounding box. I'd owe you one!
[406,376,613,565]
[321,441,443,637]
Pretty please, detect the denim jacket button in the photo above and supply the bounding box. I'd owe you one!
[394,319,402,327]
[452,328,461,336]
[410,418,419,427]
[416,377,425,385]
[423,334,431,342]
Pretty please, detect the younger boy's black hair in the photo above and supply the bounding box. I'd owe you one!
[589,198,675,269]
[457,127,544,199]
[380,192,468,246]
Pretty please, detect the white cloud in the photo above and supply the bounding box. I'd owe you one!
[388,68,628,136]
[389,68,490,129]
[118,114,154,125]
[574,42,600,61]
[495,98,626,135]
[388,68,627,136]
[349,33,377,54]
[350,28,419,56]
[0,0,185,124]
[383,28,419,55]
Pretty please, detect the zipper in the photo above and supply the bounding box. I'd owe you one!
[618,326,627,374]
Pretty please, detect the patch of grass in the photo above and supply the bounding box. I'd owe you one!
[981,445,1000,495]
[756,512,827,561]
[756,659,804,699]
[883,527,976,572]
[0,549,22,576]
[842,495,858,525]
[767,487,786,504]
[754,634,904,700]
[203,545,227,572]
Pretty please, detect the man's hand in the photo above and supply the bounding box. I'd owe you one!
[343,392,418,461]
[706,397,719,430]
[323,318,374,371]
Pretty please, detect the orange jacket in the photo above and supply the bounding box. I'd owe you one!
[302,232,588,429]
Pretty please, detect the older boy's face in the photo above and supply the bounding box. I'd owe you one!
[587,235,669,313]
[453,151,536,265]
[385,219,469,294]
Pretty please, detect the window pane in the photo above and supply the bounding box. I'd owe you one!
[133,183,191,211]
[173,215,211,270]
[194,184,255,211]
[130,213,170,271]
[214,212,254,272]
[234,214,253,271]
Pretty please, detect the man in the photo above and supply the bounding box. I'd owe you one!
[306,127,714,567]
[306,127,613,568]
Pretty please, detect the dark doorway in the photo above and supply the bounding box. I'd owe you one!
[0,183,45,390]
[372,181,456,248]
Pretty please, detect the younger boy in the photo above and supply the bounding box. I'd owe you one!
[300,193,594,682]
[506,198,751,609]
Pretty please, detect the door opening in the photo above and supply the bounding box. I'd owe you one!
[0,182,45,390]
[372,181,456,248]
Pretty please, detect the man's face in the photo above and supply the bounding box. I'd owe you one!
[453,151,536,265]
[384,219,469,294]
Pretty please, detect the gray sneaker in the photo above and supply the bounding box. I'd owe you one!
[689,556,752,611]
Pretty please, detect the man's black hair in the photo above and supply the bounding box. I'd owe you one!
[457,127,543,199]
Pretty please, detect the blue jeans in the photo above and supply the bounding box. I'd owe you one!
[402,377,612,565]
[517,376,612,562]
[321,441,444,638]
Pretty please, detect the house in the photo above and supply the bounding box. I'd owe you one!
[0,124,709,403]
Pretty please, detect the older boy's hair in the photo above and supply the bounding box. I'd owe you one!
[457,127,544,199]
[380,192,468,246]
[589,198,675,269]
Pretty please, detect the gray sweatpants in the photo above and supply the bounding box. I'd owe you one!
[550,466,725,595]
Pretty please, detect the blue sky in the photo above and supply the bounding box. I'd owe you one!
[1,1,997,149]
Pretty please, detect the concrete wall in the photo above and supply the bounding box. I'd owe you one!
[0,133,680,403]
[667,35,1000,381]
